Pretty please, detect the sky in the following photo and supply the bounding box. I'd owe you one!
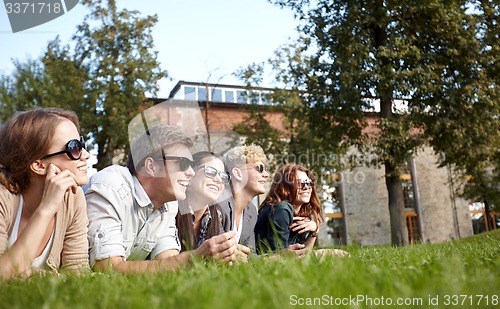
[0,0,300,98]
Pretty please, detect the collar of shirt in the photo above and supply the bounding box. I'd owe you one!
[200,207,212,226]
[188,205,195,223]
[188,206,212,225]
[132,175,154,209]
[197,207,213,246]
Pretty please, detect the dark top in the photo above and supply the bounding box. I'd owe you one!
[254,201,309,254]
[190,205,224,247]
[219,196,257,252]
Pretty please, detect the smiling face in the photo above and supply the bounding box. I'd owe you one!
[154,143,195,202]
[293,170,313,207]
[188,157,226,211]
[41,118,91,186]
[242,161,269,196]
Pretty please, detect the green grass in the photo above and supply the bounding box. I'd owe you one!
[1,230,499,309]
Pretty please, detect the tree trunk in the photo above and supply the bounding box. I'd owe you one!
[484,200,493,231]
[385,161,408,246]
[372,4,409,246]
[96,140,111,171]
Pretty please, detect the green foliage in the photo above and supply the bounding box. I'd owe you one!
[72,0,167,169]
[41,39,93,135]
[246,0,500,245]
[233,108,288,173]
[0,37,91,131]
[235,41,350,189]
[373,117,424,176]
[1,231,499,308]
[0,0,167,169]
[0,58,45,120]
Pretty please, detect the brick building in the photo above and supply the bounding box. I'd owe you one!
[153,80,496,246]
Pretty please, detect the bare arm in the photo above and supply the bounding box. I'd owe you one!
[92,231,238,274]
[93,253,190,274]
[0,207,54,278]
[303,234,317,250]
[263,243,308,260]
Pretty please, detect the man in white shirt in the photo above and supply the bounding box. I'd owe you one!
[86,124,237,273]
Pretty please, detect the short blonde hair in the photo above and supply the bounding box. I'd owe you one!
[222,144,266,171]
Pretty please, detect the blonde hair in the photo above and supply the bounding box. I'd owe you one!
[222,144,266,171]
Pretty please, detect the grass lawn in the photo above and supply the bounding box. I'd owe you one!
[1,230,499,309]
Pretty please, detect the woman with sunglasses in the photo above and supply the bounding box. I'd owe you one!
[0,108,91,279]
[255,163,323,254]
[176,151,230,251]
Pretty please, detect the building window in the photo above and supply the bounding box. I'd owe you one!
[402,176,416,210]
[198,87,207,101]
[237,90,247,103]
[401,160,421,243]
[224,90,234,103]
[470,202,499,234]
[184,86,196,100]
[248,91,260,104]
[323,172,347,245]
[261,92,272,105]
[212,89,222,102]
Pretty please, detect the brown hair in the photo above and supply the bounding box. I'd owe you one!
[176,151,224,251]
[126,124,192,176]
[259,163,324,227]
[0,108,80,194]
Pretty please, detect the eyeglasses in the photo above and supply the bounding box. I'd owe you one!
[247,163,266,174]
[161,156,194,172]
[41,136,85,161]
[196,165,231,185]
[298,179,314,190]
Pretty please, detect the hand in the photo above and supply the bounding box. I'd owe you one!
[314,248,350,257]
[234,244,250,263]
[195,231,237,262]
[281,243,308,258]
[290,216,317,234]
[39,164,78,215]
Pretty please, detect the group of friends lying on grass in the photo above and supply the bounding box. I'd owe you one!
[0,108,348,279]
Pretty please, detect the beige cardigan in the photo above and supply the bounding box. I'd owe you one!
[0,185,90,274]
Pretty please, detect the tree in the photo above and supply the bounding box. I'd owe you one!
[73,0,167,169]
[233,107,288,173]
[235,50,352,186]
[434,1,500,223]
[247,0,500,245]
[0,0,166,169]
[0,37,89,128]
[0,58,45,120]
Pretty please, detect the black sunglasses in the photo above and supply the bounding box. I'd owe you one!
[161,156,194,172]
[247,163,266,174]
[197,165,231,185]
[299,179,314,190]
[41,136,85,161]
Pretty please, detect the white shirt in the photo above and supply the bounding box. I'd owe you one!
[9,195,54,269]
[233,212,244,244]
[85,165,180,267]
